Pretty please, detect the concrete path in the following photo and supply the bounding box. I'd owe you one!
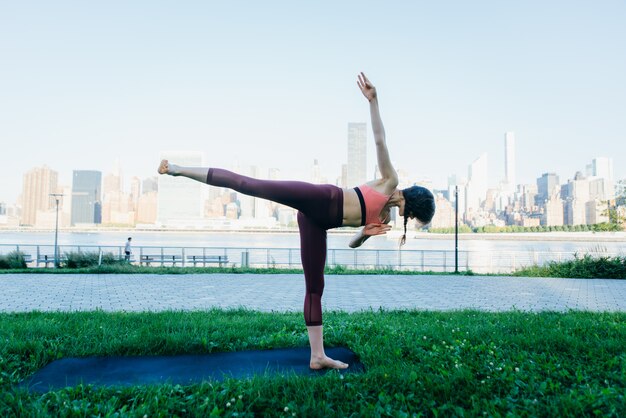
[1,274,625,314]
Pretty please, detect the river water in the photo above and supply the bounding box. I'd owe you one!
[1,230,624,254]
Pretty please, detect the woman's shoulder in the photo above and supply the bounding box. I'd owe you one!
[364,177,398,196]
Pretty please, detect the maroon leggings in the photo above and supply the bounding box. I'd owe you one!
[207,168,344,326]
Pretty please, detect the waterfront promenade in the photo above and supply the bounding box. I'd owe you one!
[2,274,625,313]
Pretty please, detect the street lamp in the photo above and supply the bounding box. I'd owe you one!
[50,193,63,268]
[454,185,459,274]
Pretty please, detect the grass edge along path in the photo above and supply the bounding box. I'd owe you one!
[1,309,625,417]
[2,253,626,278]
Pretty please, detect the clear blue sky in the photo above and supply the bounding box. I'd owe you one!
[1,1,625,204]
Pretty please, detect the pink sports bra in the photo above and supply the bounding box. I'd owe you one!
[354,184,392,225]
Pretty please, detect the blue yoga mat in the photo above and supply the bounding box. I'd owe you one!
[20,347,364,391]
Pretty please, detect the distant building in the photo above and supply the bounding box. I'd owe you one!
[536,173,559,206]
[157,151,204,226]
[616,179,626,205]
[588,177,614,202]
[71,170,102,226]
[465,153,488,216]
[542,195,564,226]
[586,200,609,224]
[340,164,348,189]
[521,217,541,227]
[517,184,538,213]
[563,173,590,225]
[311,159,321,184]
[347,123,367,187]
[136,191,157,224]
[21,165,59,226]
[102,191,134,225]
[504,132,516,192]
[142,177,158,194]
[447,175,466,220]
[130,176,141,208]
[429,194,455,229]
[102,162,133,225]
[592,157,613,180]
[103,172,121,196]
[59,185,72,228]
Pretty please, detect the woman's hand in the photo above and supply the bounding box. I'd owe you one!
[357,72,377,102]
[362,223,392,236]
[349,223,391,248]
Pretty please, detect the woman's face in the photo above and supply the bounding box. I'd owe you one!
[399,198,426,225]
[399,200,415,220]
[398,197,406,217]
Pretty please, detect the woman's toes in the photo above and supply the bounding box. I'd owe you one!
[158,160,169,175]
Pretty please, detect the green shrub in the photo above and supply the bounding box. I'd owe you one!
[0,251,28,269]
[516,254,626,279]
[591,222,621,232]
[428,225,472,233]
[62,251,125,268]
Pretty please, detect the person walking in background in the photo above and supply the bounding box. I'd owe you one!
[124,237,132,262]
[157,73,436,369]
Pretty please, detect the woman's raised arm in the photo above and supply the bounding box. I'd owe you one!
[357,72,398,189]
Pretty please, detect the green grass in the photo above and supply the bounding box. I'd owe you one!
[1,310,624,416]
[4,252,625,279]
[0,263,475,276]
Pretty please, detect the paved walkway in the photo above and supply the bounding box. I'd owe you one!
[1,274,625,313]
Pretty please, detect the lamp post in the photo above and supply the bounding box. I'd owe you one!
[454,185,459,274]
[50,193,63,268]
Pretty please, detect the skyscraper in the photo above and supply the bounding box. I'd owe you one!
[592,157,613,180]
[157,151,204,225]
[447,174,466,219]
[465,153,488,214]
[536,173,560,205]
[311,159,321,184]
[21,165,58,226]
[130,176,141,206]
[590,157,615,201]
[504,132,516,191]
[347,123,367,187]
[71,170,102,225]
[103,159,122,195]
[142,177,158,194]
[103,173,121,196]
[564,173,589,225]
[542,195,564,226]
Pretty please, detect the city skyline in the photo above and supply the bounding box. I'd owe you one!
[4,141,619,230]
[1,2,625,204]
[2,141,621,207]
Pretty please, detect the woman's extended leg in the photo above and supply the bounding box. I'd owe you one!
[298,212,348,370]
[158,160,343,228]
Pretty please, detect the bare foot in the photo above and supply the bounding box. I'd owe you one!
[158,160,179,176]
[158,159,169,174]
[310,355,349,370]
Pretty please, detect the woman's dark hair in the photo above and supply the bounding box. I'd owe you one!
[400,186,435,246]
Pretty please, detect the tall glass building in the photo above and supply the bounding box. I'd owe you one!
[71,170,102,226]
[504,132,516,191]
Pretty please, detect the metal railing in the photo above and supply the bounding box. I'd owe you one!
[1,243,622,273]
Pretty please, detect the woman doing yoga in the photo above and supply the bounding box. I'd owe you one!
[158,73,435,369]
